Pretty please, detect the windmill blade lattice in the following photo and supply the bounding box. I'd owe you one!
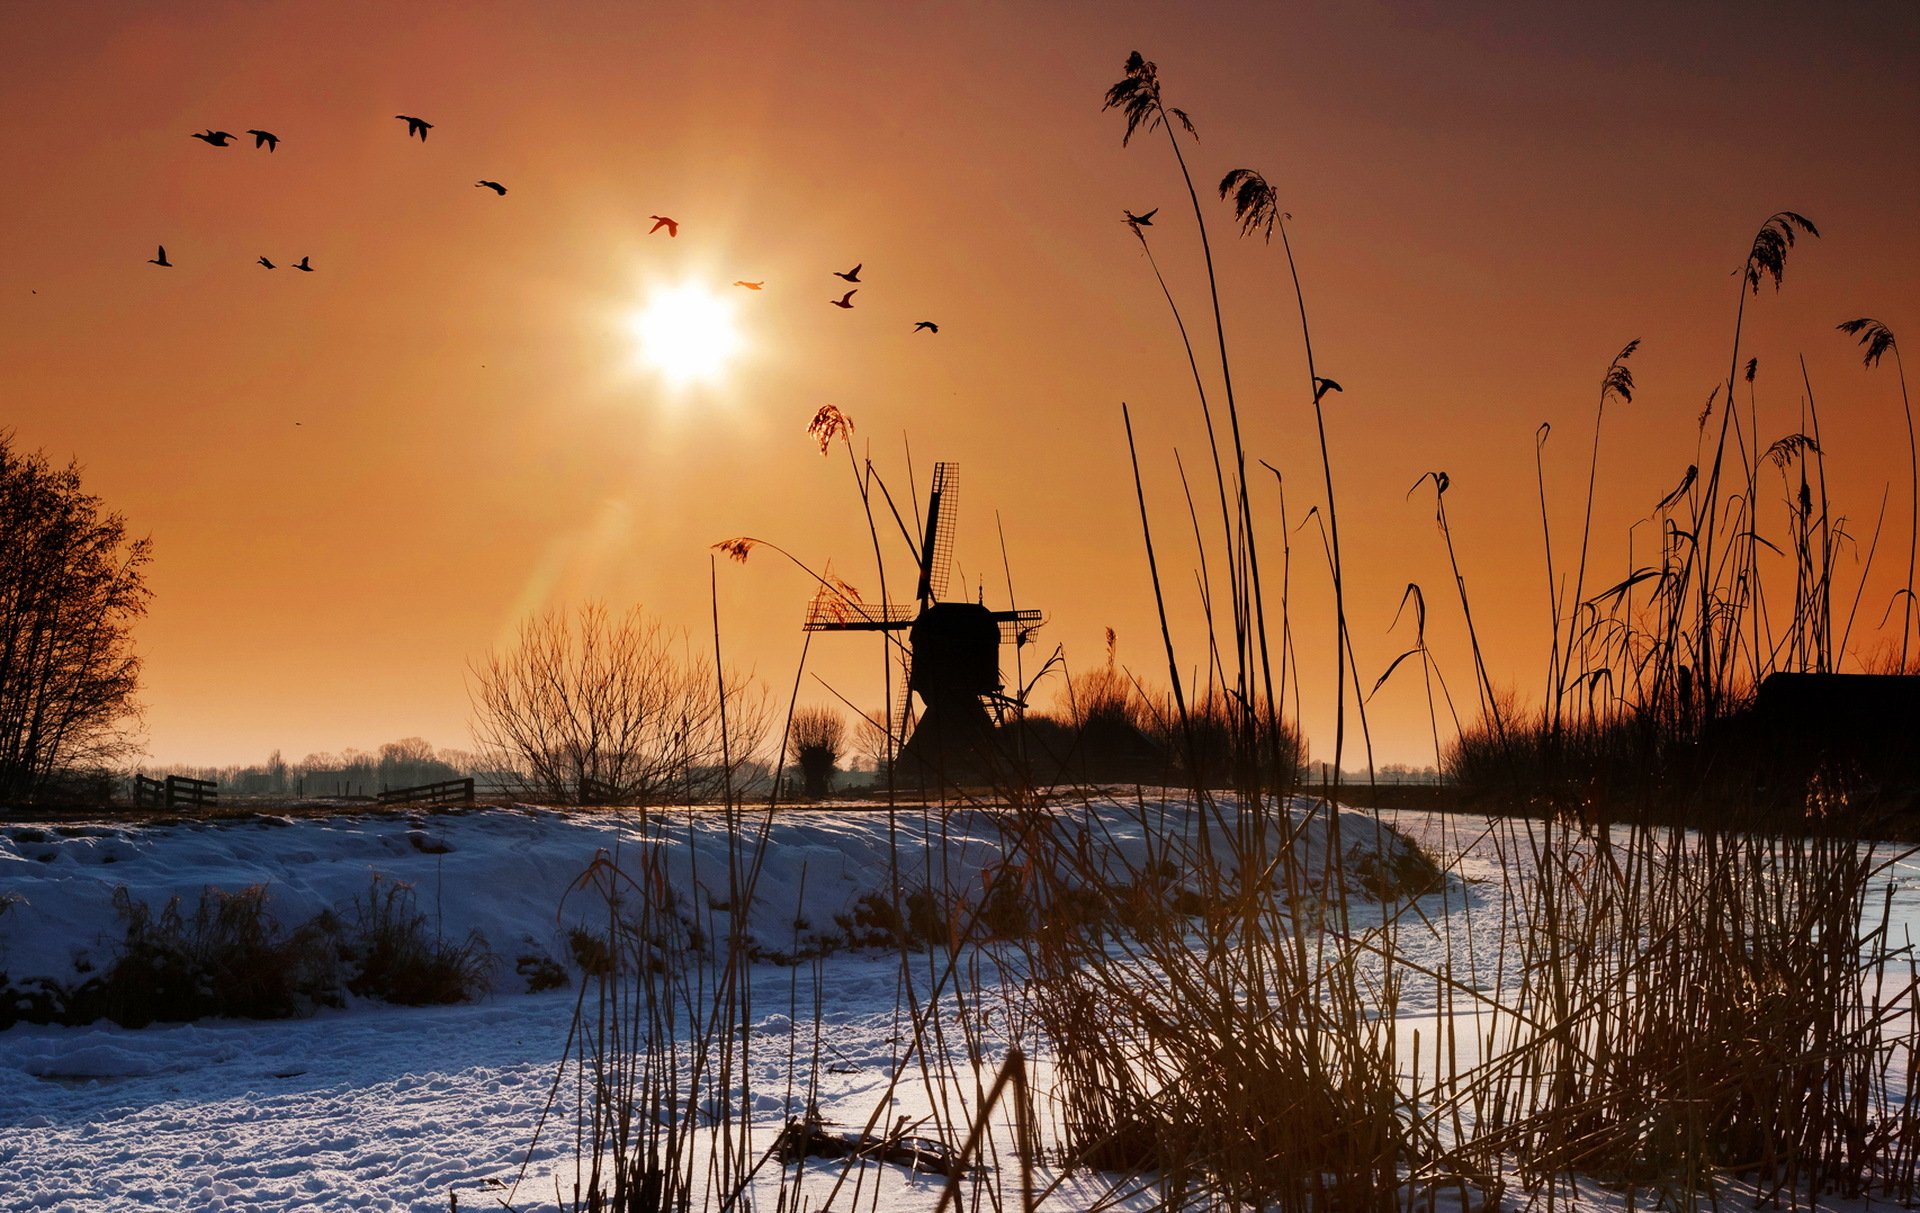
[915,462,959,607]
[803,589,916,631]
[998,610,1045,647]
[890,657,915,741]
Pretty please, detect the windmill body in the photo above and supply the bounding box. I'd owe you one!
[803,462,1041,786]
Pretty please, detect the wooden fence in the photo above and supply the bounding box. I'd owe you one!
[133,774,219,809]
[377,778,475,807]
[578,776,620,805]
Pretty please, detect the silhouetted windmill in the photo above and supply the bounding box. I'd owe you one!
[803,462,1042,783]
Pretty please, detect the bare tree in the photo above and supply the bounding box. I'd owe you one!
[0,435,150,802]
[789,706,845,798]
[850,706,894,779]
[468,603,770,805]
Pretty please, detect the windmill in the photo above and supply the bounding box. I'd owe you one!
[803,462,1043,783]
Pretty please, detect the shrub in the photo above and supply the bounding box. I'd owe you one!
[567,926,614,975]
[74,884,338,1028]
[516,952,569,992]
[834,886,954,951]
[342,875,492,1006]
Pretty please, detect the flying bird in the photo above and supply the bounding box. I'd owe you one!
[733,281,764,290]
[257,256,275,269]
[476,180,507,195]
[648,215,678,237]
[190,129,236,147]
[833,263,862,283]
[1313,376,1343,402]
[246,129,279,152]
[395,115,432,140]
[831,289,857,309]
[913,321,939,333]
[292,256,313,272]
[1124,207,1158,225]
[148,245,172,267]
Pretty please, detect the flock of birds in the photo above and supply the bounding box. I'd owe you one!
[147,114,944,333]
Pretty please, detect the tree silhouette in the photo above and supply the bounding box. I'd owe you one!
[0,433,150,801]
[788,706,844,798]
[468,603,770,806]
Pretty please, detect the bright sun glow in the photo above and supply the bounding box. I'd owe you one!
[629,283,743,387]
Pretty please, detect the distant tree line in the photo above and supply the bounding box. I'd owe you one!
[152,738,508,799]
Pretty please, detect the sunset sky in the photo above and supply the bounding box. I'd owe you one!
[5,2,1918,771]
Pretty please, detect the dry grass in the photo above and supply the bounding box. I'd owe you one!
[1013,797,1443,1212]
[523,48,1920,1213]
[1454,817,1920,1208]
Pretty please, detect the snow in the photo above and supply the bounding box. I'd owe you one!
[0,797,1432,986]
[0,799,1913,1212]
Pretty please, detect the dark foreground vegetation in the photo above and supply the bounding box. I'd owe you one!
[0,873,492,1030]
[499,51,1920,1213]
[1432,241,1920,835]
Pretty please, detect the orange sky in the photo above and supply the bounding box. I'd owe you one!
[5,2,1918,770]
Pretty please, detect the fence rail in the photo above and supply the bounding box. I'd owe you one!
[579,776,619,805]
[133,774,218,809]
[377,778,475,807]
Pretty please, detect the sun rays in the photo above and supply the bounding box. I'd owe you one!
[629,281,744,388]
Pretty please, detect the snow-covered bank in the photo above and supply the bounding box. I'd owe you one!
[3,802,1914,1213]
[0,797,1434,1212]
[0,795,1429,999]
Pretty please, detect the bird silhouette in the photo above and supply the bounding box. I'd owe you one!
[648,215,678,237]
[246,129,279,152]
[1124,207,1158,225]
[913,321,939,333]
[733,281,764,290]
[1313,376,1343,402]
[148,245,172,267]
[191,130,236,147]
[831,289,857,309]
[258,256,275,269]
[292,256,313,272]
[833,263,862,283]
[476,180,507,195]
[396,115,432,140]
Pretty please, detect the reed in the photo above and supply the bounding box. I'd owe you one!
[1455,816,1920,1208]
[516,52,1920,1213]
[1837,318,1918,670]
[986,52,1446,1213]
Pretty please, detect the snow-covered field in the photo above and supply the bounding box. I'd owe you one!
[1,800,1914,1212]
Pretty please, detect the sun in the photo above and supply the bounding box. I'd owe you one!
[629,282,743,387]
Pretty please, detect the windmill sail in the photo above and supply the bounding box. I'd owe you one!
[803,589,916,631]
[914,462,958,607]
[890,657,915,741]
[997,609,1045,647]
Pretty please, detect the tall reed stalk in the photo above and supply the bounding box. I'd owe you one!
[1838,318,1917,669]
[1459,817,1919,1209]
[1104,54,1288,799]
[1691,212,1819,720]
[1557,340,1640,732]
